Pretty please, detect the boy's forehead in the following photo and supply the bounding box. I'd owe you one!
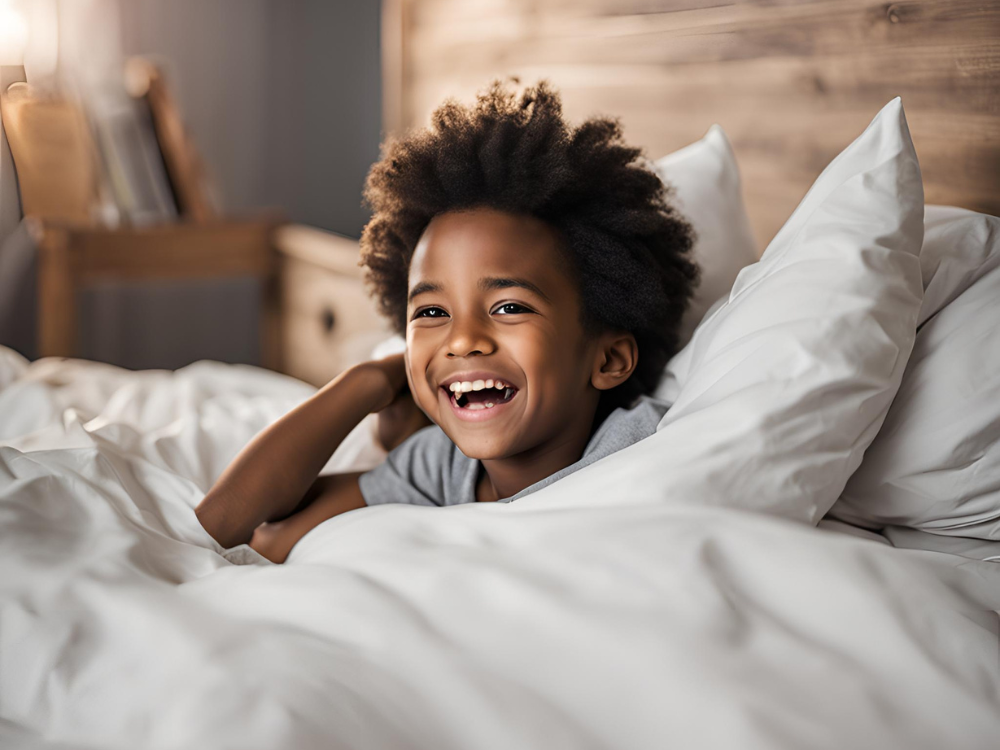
[410,208,565,279]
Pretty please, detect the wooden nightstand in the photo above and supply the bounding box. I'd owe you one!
[30,219,392,386]
[273,224,393,387]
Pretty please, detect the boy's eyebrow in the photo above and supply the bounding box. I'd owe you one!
[478,276,551,302]
[408,281,441,304]
[407,277,551,305]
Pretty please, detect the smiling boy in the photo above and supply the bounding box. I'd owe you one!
[195,80,698,562]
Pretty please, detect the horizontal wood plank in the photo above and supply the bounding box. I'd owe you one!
[48,221,278,284]
[389,0,1000,249]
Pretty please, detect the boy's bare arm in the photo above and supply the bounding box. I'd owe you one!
[195,355,405,549]
[248,472,367,563]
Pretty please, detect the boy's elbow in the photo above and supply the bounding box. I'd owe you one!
[195,498,250,551]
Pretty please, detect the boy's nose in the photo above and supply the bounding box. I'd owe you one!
[446,317,496,358]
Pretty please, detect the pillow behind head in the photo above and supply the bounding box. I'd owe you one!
[651,125,759,349]
[829,206,1000,539]
[521,98,925,525]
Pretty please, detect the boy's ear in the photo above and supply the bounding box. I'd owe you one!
[591,331,638,391]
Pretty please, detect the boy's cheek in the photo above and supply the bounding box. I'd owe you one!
[401,334,420,387]
[403,350,416,393]
[413,384,439,422]
[402,349,438,417]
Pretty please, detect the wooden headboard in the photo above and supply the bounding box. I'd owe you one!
[381,0,1000,253]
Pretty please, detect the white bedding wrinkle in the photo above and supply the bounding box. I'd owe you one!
[1,348,999,749]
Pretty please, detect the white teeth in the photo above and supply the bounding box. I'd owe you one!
[448,379,505,392]
[447,378,515,394]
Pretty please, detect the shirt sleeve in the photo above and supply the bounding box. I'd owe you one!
[358,425,477,507]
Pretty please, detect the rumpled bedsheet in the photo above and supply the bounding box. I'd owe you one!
[1,355,998,750]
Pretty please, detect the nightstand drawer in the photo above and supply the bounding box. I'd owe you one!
[276,230,392,386]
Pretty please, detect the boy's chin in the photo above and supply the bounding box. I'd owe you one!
[446,434,512,461]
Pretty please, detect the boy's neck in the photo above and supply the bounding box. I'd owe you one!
[475,407,598,502]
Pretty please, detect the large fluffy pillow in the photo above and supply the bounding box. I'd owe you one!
[651,125,759,348]
[829,206,1000,539]
[521,98,924,525]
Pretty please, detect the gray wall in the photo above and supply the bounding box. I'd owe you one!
[1,0,383,369]
[119,0,383,235]
[261,1,384,235]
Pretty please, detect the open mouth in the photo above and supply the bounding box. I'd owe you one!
[443,381,518,411]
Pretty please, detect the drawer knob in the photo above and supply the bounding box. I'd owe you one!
[321,306,336,334]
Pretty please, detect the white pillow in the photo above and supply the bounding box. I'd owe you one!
[829,206,1000,539]
[651,125,759,348]
[523,98,924,525]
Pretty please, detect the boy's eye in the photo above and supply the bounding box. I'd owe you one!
[414,306,449,319]
[493,302,531,315]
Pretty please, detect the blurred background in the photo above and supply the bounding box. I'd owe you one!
[0,0,383,373]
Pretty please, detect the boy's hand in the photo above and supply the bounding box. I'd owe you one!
[249,520,291,563]
[375,389,432,452]
[358,352,408,412]
[359,352,432,452]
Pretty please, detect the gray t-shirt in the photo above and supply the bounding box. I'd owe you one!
[358,395,669,507]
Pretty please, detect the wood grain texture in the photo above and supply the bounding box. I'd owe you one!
[385,0,1000,251]
[64,221,275,284]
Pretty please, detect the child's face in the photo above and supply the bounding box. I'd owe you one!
[405,207,603,460]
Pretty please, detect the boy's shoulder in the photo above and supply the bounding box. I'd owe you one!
[581,394,669,463]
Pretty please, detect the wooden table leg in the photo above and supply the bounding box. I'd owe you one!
[35,224,76,358]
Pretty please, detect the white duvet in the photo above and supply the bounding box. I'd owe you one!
[1,353,999,750]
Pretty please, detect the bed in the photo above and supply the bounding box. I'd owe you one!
[2,1,1000,748]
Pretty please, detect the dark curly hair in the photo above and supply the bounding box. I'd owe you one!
[359,79,699,415]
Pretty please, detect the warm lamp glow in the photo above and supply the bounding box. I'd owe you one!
[0,0,29,65]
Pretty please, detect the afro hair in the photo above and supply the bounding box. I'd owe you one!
[359,78,699,414]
